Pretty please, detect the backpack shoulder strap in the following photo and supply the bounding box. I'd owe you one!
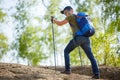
[73,14,81,29]
[68,14,78,28]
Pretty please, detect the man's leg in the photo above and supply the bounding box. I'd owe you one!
[81,40,100,75]
[63,36,89,72]
[64,39,78,71]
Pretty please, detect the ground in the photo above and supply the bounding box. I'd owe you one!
[0,63,120,80]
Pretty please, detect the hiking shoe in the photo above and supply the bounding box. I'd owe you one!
[61,70,71,74]
[92,74,100,79]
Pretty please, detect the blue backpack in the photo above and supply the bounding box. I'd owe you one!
[71,12,95,37]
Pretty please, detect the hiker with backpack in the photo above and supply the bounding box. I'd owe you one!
[51,6,100,79]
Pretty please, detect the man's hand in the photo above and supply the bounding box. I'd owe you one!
[51,16,54,23]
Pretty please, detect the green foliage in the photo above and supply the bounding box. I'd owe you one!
[44,0,61,21]
[0,9,6,22]
[11,0,63,65]
[101,0,120,20]
[14,0,36,36]
[108,18,120,32]
[0,33,8,59]
[12,0,38,50]
[100,0,120,32]
[91,33,117,65]
[99,0,120,66]
[18,26,48,66]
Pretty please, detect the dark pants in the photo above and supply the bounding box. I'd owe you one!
[64,35,99,75]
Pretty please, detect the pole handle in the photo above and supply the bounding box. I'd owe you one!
[51,16,54,23]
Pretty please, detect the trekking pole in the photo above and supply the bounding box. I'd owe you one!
[51,16,57,72]
[78,46,85,74]
[78,47,82,67]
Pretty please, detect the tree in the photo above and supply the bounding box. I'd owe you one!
[100,0,120,66]
[19,26,48,66]
[0,9,6,22]
[0,4,8,60]
[11,0,40,63]
[0,33,8,59]
[12,0,38,49]
[11,0,64,65]
[100,0,120,31]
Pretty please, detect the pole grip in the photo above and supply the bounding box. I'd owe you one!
[51,16,54,23]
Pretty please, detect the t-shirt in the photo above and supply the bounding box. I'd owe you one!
[65,15,79,37]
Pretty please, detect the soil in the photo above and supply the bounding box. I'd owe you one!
[0,63,120,80]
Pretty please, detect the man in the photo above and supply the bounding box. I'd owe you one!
[51,6,100,79]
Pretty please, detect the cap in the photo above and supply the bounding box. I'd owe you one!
[60,6,73,14]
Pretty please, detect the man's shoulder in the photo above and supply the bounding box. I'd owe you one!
[65,15,75,21]
[66,15,74,18]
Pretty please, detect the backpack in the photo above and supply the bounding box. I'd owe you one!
[71,12,95,37]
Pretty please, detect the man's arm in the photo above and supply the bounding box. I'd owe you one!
[53,19,68,26]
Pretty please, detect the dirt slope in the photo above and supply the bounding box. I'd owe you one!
[0,63,119,80]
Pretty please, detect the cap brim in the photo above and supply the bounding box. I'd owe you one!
[60,10,64,14]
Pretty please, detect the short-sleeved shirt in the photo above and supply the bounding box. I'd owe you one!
[65,15,79,37]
